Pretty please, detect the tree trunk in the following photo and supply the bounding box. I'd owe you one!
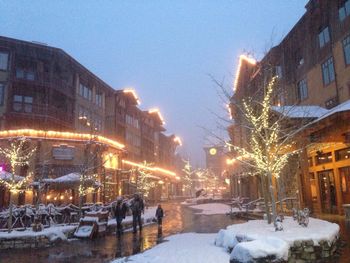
[8,192,13,233]
[267,172,277,227]
[261,175,271,224]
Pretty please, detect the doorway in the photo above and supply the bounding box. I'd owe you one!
[318,170,337,214]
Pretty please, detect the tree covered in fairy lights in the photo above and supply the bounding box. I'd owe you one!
[226,77,304,227]
[0,138,36,232]
[182,159,195,196]
[136,161,157,198]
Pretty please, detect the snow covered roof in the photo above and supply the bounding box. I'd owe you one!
[0,171,25,182]
[271,105,328,119]
[43,172,81,183]
[312,99,350,123]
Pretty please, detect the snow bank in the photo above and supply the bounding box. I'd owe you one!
[215,217,339,262]
[189,203,231,215]
[0,225,76,242]
[111,233,229,263]
[231,237,289,262]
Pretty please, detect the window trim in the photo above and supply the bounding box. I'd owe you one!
[297,78,308,101]
[321,57,335,86]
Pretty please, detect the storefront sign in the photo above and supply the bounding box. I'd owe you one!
[52,145,75,160]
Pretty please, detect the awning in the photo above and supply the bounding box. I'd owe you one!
[0,171,25,182]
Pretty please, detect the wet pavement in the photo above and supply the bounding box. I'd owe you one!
[1,202,350,263]
[0,201,244,263]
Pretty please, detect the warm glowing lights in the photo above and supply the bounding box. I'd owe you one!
[158,180,164,185]
[233,54,257,92]
[173,136,182,146]
[122,160,176,177]
[226,158,236,165]
[123,89,141,105]
[148,108,165,125]
[0,129,125,150]
[209,148,217,155]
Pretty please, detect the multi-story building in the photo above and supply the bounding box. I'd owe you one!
[230,0,350,215]
[0,36,180,207]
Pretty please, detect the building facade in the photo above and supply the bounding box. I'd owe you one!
[0,36,180,207]
[230,0,350,215]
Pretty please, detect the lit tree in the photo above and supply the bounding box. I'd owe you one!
[226,77,305,228]
[0,138,36,232]
[182,159,194,197]
[136,161,157,197]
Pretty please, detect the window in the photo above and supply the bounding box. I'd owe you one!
[339,0,350,21]
[13,95,33,113]
[335,147,350,161]
[297,79,308,101]
[16,68,36,81]
[343,35,350,66]
[0,52,9,71]
[79,83,92,101]
[321,57,335,85]
[95,92,103,107]
[315,151,333,165]
[0,84,4,106]
[318,27,330,48]
[340,167,350,193]
[275,65,282,78]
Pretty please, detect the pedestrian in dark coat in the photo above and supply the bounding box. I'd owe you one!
[131,193,144,233]
[155,204,164,227]
[114,197,128,236]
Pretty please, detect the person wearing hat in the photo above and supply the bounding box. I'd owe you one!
[114,196,128,236]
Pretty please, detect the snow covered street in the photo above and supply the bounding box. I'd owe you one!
[112,233,229,263]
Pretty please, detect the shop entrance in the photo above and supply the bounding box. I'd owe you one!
[318,170,337,214]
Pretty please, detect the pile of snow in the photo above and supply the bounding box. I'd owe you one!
[215,217,339,262]
[112,233,229,263]
[108,206,157,227]
[0,171,25,182]
[0,225,76,242]
[189,203,232,215]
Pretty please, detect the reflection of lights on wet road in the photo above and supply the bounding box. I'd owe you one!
[0,202,242,263]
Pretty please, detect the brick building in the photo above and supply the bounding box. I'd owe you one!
[230,0,350,215]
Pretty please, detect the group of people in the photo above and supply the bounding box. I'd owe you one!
[113,193,164,236]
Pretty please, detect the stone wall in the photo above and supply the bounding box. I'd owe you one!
[0,228,75,250]
[288,238,339,263]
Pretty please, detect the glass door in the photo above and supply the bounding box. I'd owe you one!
[318,170,337,214]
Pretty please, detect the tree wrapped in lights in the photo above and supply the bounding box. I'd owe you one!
[226,77,302,228]
[136,161,157,198]
[182,159,194,197]
[0,138,36,232]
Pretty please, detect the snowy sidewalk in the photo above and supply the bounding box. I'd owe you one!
[112,233,229,263]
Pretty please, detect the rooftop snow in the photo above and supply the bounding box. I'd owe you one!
[271,105,328,119]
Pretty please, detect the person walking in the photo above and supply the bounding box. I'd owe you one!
[155,204,164,228]
[114,197,128,236]
[131,193,144,233]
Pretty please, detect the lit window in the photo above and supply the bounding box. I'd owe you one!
[297,79,308,101]
[343,35,350,65]
[321,57,335,85]
[318,27,330,48]
[0,52,9,71]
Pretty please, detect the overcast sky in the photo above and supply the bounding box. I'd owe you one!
[0,0,307,166]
